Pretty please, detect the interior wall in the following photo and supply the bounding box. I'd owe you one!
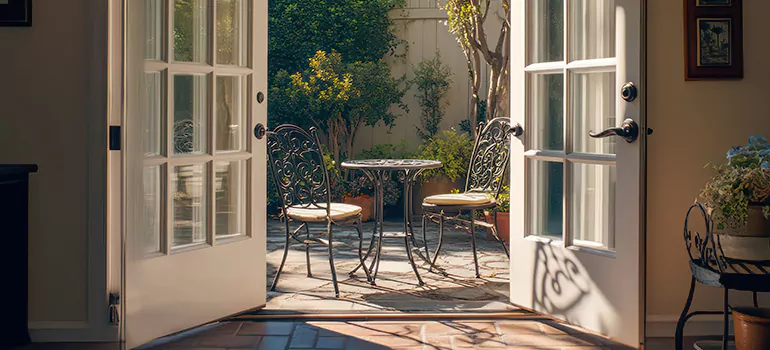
[647,0,770,336]
[0,0,92,323]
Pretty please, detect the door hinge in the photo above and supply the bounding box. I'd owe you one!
[109,125,121,150]
[109,293,120,325]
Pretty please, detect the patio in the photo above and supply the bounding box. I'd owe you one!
[264,218,513,313]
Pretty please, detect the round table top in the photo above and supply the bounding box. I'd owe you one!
[340,159,442,171]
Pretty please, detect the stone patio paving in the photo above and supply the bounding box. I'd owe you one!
[265,217,514,313]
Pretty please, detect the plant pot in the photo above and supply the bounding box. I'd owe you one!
[411,175,464,219]
[732,307,770,350]
[343,195,374,222]
[485,211,510,243]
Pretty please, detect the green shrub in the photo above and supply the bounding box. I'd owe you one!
[411,53,453,141]
[415,128,474,184]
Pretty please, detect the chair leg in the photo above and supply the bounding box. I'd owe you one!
[470,210,480,278]
[349,222,377,276]
[271,222,292,292]
[492,210,509,258]
[327,222,339,298]
[723,288,729,350]
[753,291,759,307]
[355,218,372,282]
[305,224,312,277]
[675,276,696,350]
[430,212,445,272]
[422,214,430,266]
[404,235,424,286]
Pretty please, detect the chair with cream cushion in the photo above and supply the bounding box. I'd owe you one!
[421,117,514,278]
[267,124,371,297]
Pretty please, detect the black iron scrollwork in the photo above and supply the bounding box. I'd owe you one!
[266,124,331,212]
[465,117,514,198]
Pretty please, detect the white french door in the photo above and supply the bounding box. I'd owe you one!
[122,0,267,348]
[509,0,644,347]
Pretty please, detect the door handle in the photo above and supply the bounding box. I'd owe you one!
[588,118,640,143]
[254,123,266,140]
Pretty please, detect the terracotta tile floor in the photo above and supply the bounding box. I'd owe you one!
[142,319,636,349]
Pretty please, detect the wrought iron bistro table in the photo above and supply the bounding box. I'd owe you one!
[341,159,442,286]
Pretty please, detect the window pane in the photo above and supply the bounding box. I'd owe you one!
[215,161,246,237]
[173,74,207,154]
[571,71,616,155]
[216,0,248,66]
[531,74,564,151]
[143,166,162,254]
[529,160,563,238]
[216,75,246,151]
[145,0,163,60]
[570,0,615,60]
[530,0,564,63]
[571,163,615,249]
[174,0,209,62]
[172,164,208,247]
[143,72,163,156]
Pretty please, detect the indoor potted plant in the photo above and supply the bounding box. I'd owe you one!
[698,135,770,260]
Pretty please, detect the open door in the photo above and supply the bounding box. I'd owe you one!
[122,0,267,348]
[509,0,644,347]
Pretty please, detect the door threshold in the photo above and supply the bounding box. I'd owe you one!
[230,310,544,321]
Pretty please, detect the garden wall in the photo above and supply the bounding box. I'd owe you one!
[353,0,507,154]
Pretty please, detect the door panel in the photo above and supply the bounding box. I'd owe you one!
[510,0,643,346]
[123,0,267,348]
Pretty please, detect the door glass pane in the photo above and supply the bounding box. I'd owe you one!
[145,0,163,60]
[173,74,207,154]
[216,0,248,66]
[174,0,209,62]
[216,75,246,151]
[143,166,162,254]
[215,161,246,237]
[529,160,563,238]
[571,163,615,248]
[570,0,615,60]
[172,164,208,247]
[531,74,564,150]
[530,0,564,63]
[143,72,163,156]
[571,71,616,155]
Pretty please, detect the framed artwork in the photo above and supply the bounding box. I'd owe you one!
[0,0,31,27]
[684,0,743,80]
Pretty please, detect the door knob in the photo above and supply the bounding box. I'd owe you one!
[621,82,637,102]
[254,123,266,140]
[588,119,639,143]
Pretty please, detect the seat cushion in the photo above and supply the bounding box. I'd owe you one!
[422,193,494,206]
[286,203,362,222]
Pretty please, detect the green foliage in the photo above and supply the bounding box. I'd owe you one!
[411,53,453,141]
[268,0,406,79]
[459,99,487,133]
[699,135,770,230]
[271,51,408,164]
[497,184,510,212]
[356,140,412,160]
[415,128,475,184]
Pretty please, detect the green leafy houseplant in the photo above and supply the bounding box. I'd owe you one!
[698,135,770,231]
[415,128,475,184]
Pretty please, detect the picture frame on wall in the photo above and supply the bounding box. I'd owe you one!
[0,0,31,27]
[685,0,743,80]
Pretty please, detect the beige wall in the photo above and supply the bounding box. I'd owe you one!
[647,0,770,334]
[0,1,93,322]
[355,2,505,154]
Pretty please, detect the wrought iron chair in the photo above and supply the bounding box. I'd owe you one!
[421,117,516,278]
[266,124,371,298]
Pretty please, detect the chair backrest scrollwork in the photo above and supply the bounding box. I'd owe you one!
[266,124,331,216]
[464,117,514,200]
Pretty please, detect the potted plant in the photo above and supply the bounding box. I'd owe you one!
[698,135,770,260]
[340,174,400,222]
[484,184,510,243]
[413,128,475,216]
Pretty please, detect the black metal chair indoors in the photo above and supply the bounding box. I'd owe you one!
[421,117,519,278]
[266,124,371,298]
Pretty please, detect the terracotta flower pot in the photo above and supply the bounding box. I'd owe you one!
[343,195,374,222]
[732,307,770,350]
[485,211,510,243]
